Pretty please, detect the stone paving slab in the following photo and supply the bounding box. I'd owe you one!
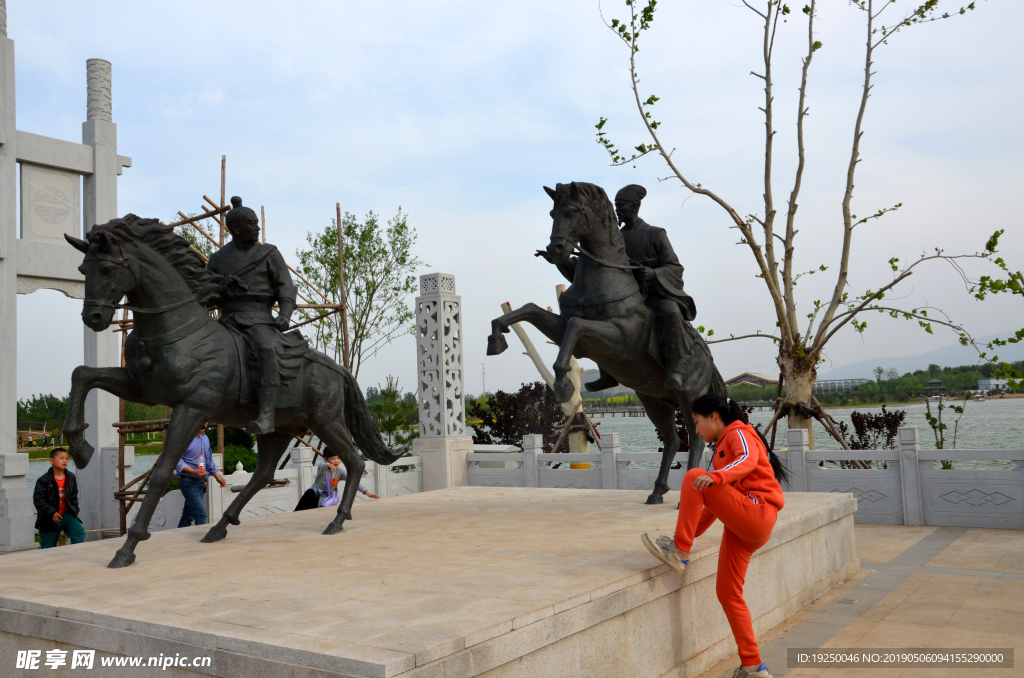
[697,524,1024,678]
[0,488,855,678]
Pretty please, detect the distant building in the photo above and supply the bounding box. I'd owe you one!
[811,378,871,394]
[925,378,946,395]
[979,378,1008,391]
[725,373,779,389]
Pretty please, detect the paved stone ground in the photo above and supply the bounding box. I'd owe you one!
[697,525,1024,678]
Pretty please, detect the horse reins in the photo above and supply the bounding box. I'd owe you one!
[567,201,644,272]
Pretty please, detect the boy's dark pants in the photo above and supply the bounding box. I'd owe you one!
[39,514,84,548]
[294,488,320,511]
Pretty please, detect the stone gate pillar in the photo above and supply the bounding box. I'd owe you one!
[411,273,474,491]
[0,1,35,554]
[79,58,124,539]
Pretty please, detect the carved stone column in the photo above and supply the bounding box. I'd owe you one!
[81,58,121,539]
[412,273,473,491]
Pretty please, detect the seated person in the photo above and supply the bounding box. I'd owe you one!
[33,448,84,548]
[295,447,379,510]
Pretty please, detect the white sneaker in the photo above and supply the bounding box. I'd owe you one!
[729,663,772,678]
[641,533,688,575]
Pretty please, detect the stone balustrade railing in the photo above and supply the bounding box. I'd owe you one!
[466,433,691,492]
[784,426,1024,529]
[467,427,1024,530]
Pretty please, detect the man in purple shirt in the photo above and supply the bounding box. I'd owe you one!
[175,423,227,528]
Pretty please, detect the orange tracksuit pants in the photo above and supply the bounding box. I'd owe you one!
[675,468,778,666]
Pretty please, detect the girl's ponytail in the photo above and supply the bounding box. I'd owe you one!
[691,394,790,486]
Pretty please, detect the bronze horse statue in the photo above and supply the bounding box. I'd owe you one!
[63,215,403,568]
[487,182,727,504]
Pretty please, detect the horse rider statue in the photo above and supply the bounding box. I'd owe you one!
[564,184,699,393]
[208,196,298,435]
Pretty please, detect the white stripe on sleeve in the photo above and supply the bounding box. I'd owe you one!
[718,430,750,473]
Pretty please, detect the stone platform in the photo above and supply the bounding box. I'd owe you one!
[0,488,857,678]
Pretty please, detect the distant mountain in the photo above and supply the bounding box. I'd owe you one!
[824,332,1024,380]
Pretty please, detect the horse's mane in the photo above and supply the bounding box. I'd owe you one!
[88,214,222,304]
[554,182,621,240]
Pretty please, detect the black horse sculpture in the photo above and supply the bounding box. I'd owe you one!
[487,182,727,504]
[63,215,403,568]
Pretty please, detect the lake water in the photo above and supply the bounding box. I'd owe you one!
[26,398,1022,487]
[594,398,1024,454]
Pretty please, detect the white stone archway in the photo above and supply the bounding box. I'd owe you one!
[1,3,132,551]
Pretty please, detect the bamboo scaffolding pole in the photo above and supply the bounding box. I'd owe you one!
[337,202,351,370]
[217,156,226,458]
[175,211,220,247]
[118,306,128,535]
[288,307,341,331]
[166,205,230,229]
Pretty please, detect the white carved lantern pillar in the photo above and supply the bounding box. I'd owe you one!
[412,273,473,491]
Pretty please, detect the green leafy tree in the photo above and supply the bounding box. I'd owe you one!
[924,394,971,467]
[467,382,564,452]
[593,0,1014,448]
[16,394,68,433]
[367,376,418,448]
[295,209,423,378]
[172,213,218,261]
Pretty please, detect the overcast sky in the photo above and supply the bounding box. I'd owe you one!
[10,0,1023,401]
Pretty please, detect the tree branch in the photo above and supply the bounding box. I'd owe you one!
[707,333,780,345]
[813,0,875,350]
[608,1,794,346]
[784,0,817,343]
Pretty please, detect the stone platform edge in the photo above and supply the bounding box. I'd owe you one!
[0,493,857,678]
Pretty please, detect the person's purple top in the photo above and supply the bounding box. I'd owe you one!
[175,433,219,477]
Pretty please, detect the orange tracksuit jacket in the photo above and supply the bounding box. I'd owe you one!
[674,420,784,666]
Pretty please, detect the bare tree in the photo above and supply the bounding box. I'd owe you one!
[885,367,900,381]
[595,0,1015,446]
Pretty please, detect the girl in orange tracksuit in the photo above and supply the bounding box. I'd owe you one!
[642,394,789,678]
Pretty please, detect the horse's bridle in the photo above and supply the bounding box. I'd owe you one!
[553,201,643,272]
[81,244,199,315]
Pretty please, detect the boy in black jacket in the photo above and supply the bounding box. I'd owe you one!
[33,448,84,548]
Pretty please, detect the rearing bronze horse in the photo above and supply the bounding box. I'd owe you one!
[487,182,727,504]
[63,215,403,568]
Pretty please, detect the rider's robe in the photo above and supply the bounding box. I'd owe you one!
[620,219,696,322]
[557,219,696,321]
[208,241,303,397]
[207,241,297,328]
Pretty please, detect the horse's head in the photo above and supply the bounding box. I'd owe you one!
[543,182,615,265]
[65,226,138,331]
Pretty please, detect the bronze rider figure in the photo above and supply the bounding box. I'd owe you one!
[572,184,698,392]
[207,196,298,435]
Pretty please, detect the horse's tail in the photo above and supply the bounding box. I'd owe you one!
[341,368,406,466]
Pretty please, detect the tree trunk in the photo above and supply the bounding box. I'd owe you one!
[779,349,818,449]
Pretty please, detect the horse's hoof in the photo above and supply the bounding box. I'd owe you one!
[69,437,95,469]
[645,493,665,505]
[487,334,508,356]
[322,522,344,536]
[200,525,228,543]
[107,549,136,569]
[553,376,574,403]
